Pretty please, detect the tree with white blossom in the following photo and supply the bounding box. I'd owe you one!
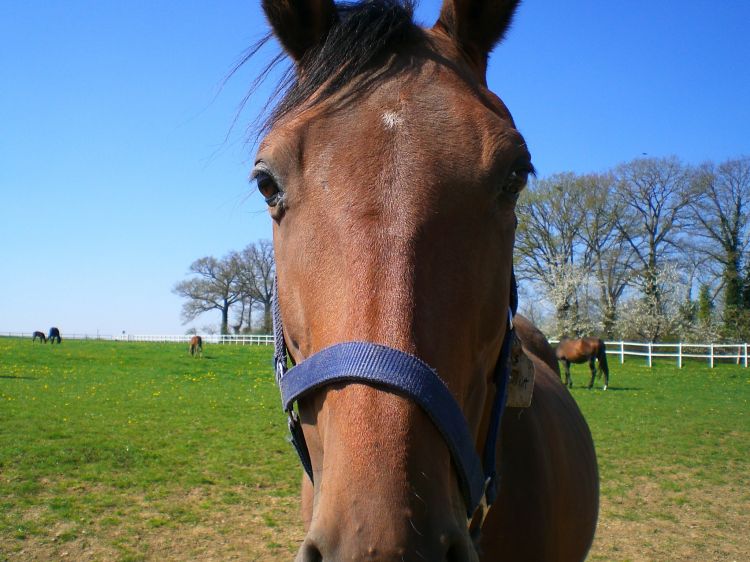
[616,264,691,342]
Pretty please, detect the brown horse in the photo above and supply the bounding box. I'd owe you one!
[32,331,47,343]
[556,337,610,390]
[254,1,598,560]
[189,335,203,357]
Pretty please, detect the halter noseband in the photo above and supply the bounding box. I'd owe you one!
[272,275,517,524]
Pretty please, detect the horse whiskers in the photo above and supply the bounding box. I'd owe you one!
[411,489,427,507]
[408,517,425,537]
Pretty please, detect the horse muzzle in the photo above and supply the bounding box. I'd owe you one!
[290,381,480,562]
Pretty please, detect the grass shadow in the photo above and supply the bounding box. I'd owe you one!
[602,386,643,392]
[569,386,643,392]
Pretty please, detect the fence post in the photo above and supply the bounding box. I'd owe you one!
[709,344,714,368]
[745,343,748,368]
[620,341,625,364]
[648,343,652,368]
[678,342,682,369]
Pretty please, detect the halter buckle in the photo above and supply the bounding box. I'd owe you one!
[468,477,493,540]
[275,358,287,384]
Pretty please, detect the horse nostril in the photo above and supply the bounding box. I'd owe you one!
[298,541,322,562]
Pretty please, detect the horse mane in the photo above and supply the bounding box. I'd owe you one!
[234,0,419,134]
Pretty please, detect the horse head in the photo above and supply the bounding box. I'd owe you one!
[255,1,531,559]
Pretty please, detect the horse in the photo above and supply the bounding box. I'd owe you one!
[555,337,610,390]
[32,331,47,343]
[253,1,599,560]
[189,335,203,357]
[48,327,61,344]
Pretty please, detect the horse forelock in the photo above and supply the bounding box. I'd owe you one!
[239,0,419,134]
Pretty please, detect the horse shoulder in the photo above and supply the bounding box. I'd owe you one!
[479,359,598,561]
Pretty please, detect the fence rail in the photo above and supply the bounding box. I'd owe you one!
[549,340,749,368]
[3,331,748,367]
[0,332,274,346]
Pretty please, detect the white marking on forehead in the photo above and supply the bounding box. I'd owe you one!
[381,110,403,130]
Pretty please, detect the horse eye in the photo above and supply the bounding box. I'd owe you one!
[253,170,282,207]
[506,160,535,194]
[507,169,527,192]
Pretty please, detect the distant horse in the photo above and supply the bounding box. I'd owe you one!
[32,331,47,343]
[48,327,62,344]
[189,335,202,357]
[255,1,599,559]
[556,337,610,390]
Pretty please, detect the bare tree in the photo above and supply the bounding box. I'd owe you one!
[237,240,275,333]
[688,156,750,331]
[173,254,244,335]
[511,155,750,341]
[231,296,256,334]
[577,173,634,337]
[614,156,695,340]
[516,173,600,334]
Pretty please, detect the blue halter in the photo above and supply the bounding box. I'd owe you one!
[272,276,517,520]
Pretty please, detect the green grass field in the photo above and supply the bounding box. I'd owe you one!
[1,338,748,561]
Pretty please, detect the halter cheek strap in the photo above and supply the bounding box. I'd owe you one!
[272,277,516,520]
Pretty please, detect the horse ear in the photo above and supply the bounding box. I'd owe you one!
[262,0,339,62]
[434,0,521,72]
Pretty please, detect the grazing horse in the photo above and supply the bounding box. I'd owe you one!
[189,335,203,357]
[556,337,610,390]
[254,1,598,560]
[32,331,47,343]
[48,327,61,344]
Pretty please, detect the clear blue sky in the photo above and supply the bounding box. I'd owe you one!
[2,1,749,335]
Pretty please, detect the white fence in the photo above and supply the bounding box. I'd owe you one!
[550,340,749,368]
[125,334,274,345]
[3,331,748,367]
[0,332,274,346]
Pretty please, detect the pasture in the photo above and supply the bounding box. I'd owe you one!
[0,338,748,561]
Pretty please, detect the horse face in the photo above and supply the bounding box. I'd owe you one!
[256,1,530,559]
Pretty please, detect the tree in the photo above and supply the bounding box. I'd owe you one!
[173,254,244,335]
[541,260,597,338]
[577,173,634,337]
[614,156,695,340]
[515,173,589,333]
[697,283,714,326]
[743,259,750,310]
[688,156,750,334]
[617,263,690,342]
[237,240,275,333]
[231,296,256,334]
